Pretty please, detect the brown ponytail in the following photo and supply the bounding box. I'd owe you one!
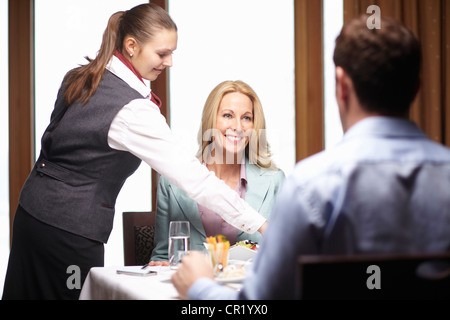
[63,3,177,105]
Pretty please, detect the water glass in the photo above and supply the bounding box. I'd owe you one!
[168,221,190,269]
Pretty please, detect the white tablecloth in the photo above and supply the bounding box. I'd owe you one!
[79,266,179,300]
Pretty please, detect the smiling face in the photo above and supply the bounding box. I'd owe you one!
[126,28,178,81]
[214,92,254,158]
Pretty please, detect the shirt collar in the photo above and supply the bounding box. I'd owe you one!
[106,55,152,99]
[343,116,427,141]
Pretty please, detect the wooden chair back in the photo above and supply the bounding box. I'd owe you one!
[297,252,450,299]
[122,211,157,266]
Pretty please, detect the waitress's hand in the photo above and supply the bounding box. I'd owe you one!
[148,260,169,266]
[171,251,214,300]
[258,221,269,235]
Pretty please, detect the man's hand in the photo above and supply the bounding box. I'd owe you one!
[171,251,214,299]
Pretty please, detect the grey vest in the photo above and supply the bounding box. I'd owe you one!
[19,70,143,243]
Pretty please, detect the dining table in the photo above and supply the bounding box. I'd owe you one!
[79,245,254,300]
[79,264,244,300]
[79,265,180,300]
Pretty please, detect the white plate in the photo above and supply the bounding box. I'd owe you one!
[228,245,257,261]
[214,260,250,283]
[215,275,245,283]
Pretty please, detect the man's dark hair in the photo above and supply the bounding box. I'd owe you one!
[333,15,422,116]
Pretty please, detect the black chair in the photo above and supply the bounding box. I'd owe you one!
[297,252,450,300]
[122,211,157,266]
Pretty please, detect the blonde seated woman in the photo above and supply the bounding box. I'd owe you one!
[150,80,285,265]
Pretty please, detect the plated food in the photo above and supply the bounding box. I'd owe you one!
[234,240,258,251]
[215,260,247,283]
[228,240,258,261]
[204,236,257,282]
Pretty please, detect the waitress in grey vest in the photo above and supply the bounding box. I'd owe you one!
[2,3,267,300]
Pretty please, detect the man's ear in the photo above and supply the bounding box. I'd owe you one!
[335,66,352,132]
[335,66,349,105]
[336,67,356,110]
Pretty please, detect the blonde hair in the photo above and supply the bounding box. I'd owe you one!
[196,80,276,169]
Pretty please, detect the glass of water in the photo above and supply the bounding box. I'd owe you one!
[168,221,190,269]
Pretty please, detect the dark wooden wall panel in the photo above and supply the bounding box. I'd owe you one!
[294,0,324,161]
[8,0,34,245]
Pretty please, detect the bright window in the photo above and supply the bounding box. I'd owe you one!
[323,0,344,148]
[168,0,296,175]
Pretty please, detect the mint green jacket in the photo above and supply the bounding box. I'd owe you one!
[151,160,285,261]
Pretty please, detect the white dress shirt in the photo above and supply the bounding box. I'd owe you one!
[106,56,265,234]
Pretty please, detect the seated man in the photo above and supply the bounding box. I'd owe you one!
[171,15,450,299]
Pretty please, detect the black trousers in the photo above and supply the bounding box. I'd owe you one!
[2,205,104,300]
